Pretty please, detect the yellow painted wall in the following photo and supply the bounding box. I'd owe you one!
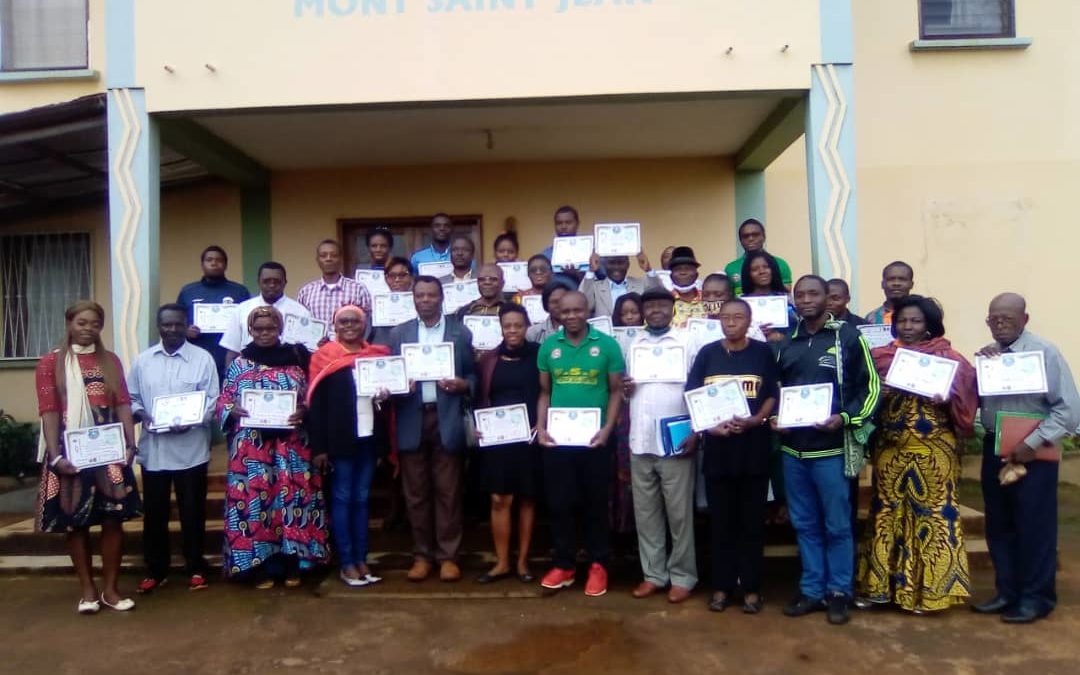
[766,0,1080,369]
[271,158,736,285]
[134,0,818,112]
[0,182,243,421]
[0,0,107,114]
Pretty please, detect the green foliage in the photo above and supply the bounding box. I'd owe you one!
[0,410,38,478]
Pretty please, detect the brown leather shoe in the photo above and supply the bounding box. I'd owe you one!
[439,560,462,582]
[668,585,693,604]
[406,559,432,582]
[632,581,662,599]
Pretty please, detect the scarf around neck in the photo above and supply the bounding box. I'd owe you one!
[241,341,309,370]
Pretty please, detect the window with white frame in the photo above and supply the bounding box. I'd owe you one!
[1,233,92,359]
[0,0,88,71]
[919,0,1015,39]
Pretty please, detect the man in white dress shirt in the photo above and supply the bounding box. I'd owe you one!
[219,261,317,365]
[622,287,698,604]
[128,303,219,593]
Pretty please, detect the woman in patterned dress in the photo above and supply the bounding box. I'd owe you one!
[35,300,141,614]
[856,295,978,613]
[609,293,644,538]
[217,306,328,588]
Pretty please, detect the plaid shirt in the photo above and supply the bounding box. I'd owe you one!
[296,276,373,324]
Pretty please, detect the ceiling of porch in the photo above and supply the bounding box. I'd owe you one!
[188,93,798,170]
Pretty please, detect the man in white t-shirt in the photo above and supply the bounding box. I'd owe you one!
[219,261,316,366]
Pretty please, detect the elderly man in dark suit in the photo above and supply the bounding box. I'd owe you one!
[389,275,476,582]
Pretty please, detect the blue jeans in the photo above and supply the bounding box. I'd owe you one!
[782,453,853,599]
[330,448,378,569]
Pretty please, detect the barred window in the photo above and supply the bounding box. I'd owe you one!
[919,0,1015,39]
[1,233,92,359]
[0,0,88,71]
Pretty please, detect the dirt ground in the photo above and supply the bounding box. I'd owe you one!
[3,481,1080,675]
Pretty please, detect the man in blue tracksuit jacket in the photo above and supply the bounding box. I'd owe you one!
[772,274,879,626]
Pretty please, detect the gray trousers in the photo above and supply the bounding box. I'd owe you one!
[631,453,698,589]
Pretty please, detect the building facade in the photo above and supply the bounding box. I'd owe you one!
[0,0,1072,422]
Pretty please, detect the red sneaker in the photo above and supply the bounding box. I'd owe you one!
[189,574,209,591]
[136,577,167,594]
[540,567,575,590]
[584,563,608,597]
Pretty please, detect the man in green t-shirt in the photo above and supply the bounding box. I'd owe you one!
[724,218,794,295]
[536,290,625,598]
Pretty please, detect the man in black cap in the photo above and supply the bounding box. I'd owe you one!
[667,246,707,328]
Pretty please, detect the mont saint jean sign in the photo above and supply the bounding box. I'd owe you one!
[293,0,656,18]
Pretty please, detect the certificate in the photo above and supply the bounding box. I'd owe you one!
[742,295,790,328]
[282,314,326,345]
[240,389,297,429]
[885,348,959,400]
[777,383,834,428]
[858,324,894,349]
[64,423,126,470]
[418,260,454,279]
[976,351,1049,397]
[402,341,455,381]
[629,343,687,383]
[587,316,613,335]
[612,326,641,355]
[355,268,389,295]
[593,222,641,257]
[546,407,601,447]
[464,315,503,351]
[687,317,724,344]
[193,303,238,333]
[372,292,417,327]
[149,391,207,431]
[521,295,548,324]
[551,236,594,268]
[684,380,751,432]
[443,280,481,315]
[354,356,409,396]
[498,262,532,292]
[474,404,532,448]
[655,270,674,292]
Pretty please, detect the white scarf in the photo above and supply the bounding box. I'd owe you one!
[37,344,96,462]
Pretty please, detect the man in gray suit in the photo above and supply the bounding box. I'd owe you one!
[388,275,476,583]
[579,252,662,319]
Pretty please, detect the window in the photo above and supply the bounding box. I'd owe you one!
[1,233,91,359]
[919,0,1015,39]
[0,0,88,72]
[339,215,484,274]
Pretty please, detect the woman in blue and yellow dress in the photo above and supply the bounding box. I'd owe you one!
[217,305,328,588]
[856,295,978,613]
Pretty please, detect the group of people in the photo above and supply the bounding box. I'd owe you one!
[34,207,1078,629]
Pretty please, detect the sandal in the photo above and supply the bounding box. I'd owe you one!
[708,593,729,613]
[743,595,764,614]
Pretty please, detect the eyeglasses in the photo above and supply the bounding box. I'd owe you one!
[528,266,550,273]
[386,271,411,280]
[477,276,501,283]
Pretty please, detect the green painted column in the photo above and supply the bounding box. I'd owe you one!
[241,186,272,288]
[734,170,766,252]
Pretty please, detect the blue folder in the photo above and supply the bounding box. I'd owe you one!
[659,415,694,456]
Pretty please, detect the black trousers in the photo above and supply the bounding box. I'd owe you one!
[981,436,1059,613]
[141,463,209,579]
[543,445,611,570]
[706,474,770,594]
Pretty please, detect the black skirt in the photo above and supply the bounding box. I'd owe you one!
[477,441,539,498]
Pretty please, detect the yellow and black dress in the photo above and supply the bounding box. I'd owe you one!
[857,338,977,612]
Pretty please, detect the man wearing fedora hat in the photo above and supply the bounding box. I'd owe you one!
[666,246,709,329]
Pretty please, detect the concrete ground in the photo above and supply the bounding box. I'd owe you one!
[2,462,1080,674]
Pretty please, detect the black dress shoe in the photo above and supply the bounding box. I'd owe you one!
[1002,605,1044,624]
[971,596,1013,614]
[476,571,512,584]
[518,572,535,584]
[783,595,825,617]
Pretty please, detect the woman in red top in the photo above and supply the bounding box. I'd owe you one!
[35,300,140,615]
